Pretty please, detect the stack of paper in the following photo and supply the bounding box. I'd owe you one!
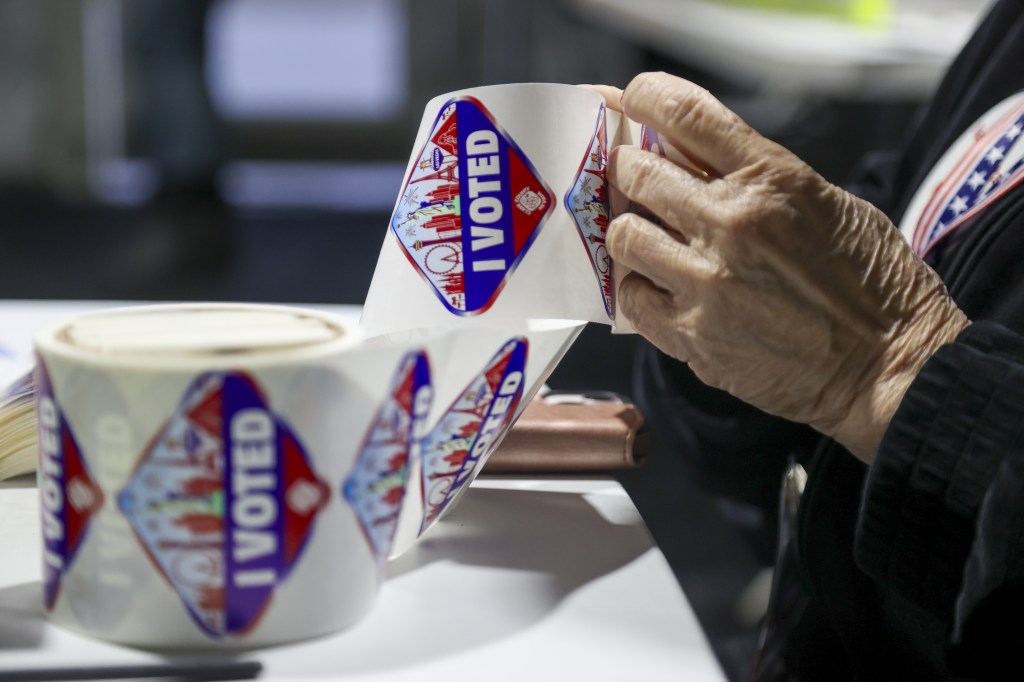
[0,372,35,481]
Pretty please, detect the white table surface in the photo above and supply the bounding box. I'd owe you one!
[569,0,994,98]
[0,301,725,681]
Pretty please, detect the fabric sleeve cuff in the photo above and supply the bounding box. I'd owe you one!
[855,321,1024,618]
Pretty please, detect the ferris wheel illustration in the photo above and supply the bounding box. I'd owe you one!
[423,243,462,275]
[595,245,610,273]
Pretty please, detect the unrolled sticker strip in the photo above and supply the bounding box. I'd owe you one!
[117,371,330,638]
[343,351,431,571]
[419,337,527,533]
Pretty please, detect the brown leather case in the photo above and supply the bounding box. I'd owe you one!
[484,392,649,473]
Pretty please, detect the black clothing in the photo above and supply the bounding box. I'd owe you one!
[639,0,1024,678]
[859,320,1024,680]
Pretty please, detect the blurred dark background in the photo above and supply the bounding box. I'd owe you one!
[0,0,959,397]
[0,1,990,678]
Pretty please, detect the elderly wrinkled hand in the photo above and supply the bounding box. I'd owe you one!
[598,73,969,462]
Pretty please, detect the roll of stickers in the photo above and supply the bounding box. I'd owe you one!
[362,83,642,335]
[34,304,409,647]
[32,304,582,648]
[26,82,674,650]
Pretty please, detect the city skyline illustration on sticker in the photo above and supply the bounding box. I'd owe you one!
[565,103,614,319]
[36,361,105,611]
[390,96,554,315]
[419,338,527,532]
[343,351,431,571]
[118,372,330,638]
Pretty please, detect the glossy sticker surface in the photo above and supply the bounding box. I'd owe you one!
[640,124,667,157]
[118,372,329,638]
[390,97,554,315]
[343,352,431,570]
[565,104,613,318]
[36,360,105,611]
[419,338,527,531]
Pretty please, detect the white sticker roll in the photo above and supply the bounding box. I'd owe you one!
[32,303,430,649]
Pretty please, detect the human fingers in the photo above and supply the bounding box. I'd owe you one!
[621,72,773,177]
[606,212,712,292]
[578,84,624,112]
[607,181,664,232]
[617,271,694,360]
[607,144,722,241]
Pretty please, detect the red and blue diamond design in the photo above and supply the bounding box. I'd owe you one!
[390,97,554,315]
[118,372,329,638]
[419,338,527,532]
[565,104,614,318]
[343,351,431,571]
[35,360,104,611]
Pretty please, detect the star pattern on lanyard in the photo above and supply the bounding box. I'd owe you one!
[920,112,1024,256]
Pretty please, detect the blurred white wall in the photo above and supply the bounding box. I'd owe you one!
[207,0,408,120]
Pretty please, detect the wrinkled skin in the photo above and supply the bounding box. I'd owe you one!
[594,73,969,463]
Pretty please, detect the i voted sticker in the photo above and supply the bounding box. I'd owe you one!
[118,372,329,638]
[641,124,667,156]
[390,97,554,315]
[565,104,613,318]
[36,360,105,611]
[343,351,431,571]
[419,338,527,531]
